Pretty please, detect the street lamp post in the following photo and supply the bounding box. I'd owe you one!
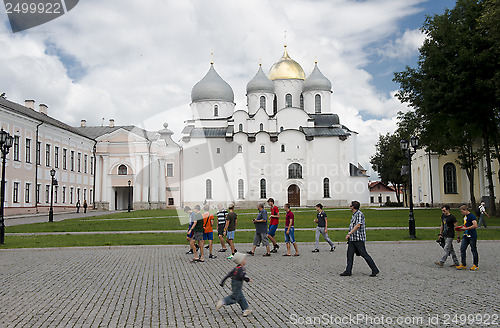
[49,168,56,222]
[400,135,419,239]
[128,180,131,212]
[0,129,14,244]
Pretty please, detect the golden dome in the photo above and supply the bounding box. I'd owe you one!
[268,47,306,80]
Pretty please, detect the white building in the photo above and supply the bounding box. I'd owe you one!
[181,47,369,207]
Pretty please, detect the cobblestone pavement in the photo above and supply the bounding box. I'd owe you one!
[0,241,499,328]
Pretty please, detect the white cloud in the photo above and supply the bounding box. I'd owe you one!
[378,28,426,60]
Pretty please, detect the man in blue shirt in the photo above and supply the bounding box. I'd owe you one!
[456,205,479,271]
[340,201,379,277]
[247,203,271,257]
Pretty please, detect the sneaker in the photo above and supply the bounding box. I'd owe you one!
[312,249,319,253]
[456,264,467,270]
[243,309,253,317]
[450,264,459,268]
[216,299,224,310]
[275,244,280,250]
[340,271,352,276]
[246,251,254,256]
[470,265,479,271]
[435,262,443,267]
[227,255,234,260]
[263,253,271,257]
[218,248,227,252]
[370,270,380,277]
[209,254,217,259]
[186,249,193,254]
[330,246,336,252]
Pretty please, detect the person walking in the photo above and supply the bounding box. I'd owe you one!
[202,205,216,259]
[478,202,489,228]
[76,200,80,213]
[187,205,205,262]
[267,198,280,253]
[456,205,479,271]
[216,252,253,317]
[216,203,229,252]
[83,200,88,213]
[435,205,460,268]
[247,203,271,257]
[312,203,335,252]
[224,204,238,259]
[184,206,198,254]
[340,201,379,277]
[283,203,299,256]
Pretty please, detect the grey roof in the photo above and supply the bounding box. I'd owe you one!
[308,114,340,126]
[191,64,234,103]
[0,98,93,140]
[75,126,158,140]
[300,127,350,137]
[182,127,228,138]
[246,65,275,94]
[303,63,332,92]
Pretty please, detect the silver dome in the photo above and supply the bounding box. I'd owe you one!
[246,65,275,94]
[191,64,234,103]
[303,63,332,92]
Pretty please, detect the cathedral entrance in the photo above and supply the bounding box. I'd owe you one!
[288,184,300,207]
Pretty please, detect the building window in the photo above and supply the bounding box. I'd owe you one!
[237,145,242,153]
[238,179,244,199]
[280,126,284,132]
[378,196,383,203]
[62,186,66,203]
[323,178,330,198]
[54,186,58,203]
[300,94,304,110]
[238,124,243,132]
[118,164,128,175]
[285,94,292,107]
[386,196,391,202]
[13,182,19,203]
[260,145,265,153]
[273,95,277,113]
[36,184,40,203]
[370,196,374,203]
[84,154,88,173]
[259,123,264,131]
[70,151,74,171]
[214,105,219,117]
[216,148,221,154]
[77,153,81,172]
[206,179,212,200]
[45,185,50,203]
[90,189,93,203]
[54,146,59,168]
[36,141,41,165]
[260,95,266,110]
[77,188,80,202]
[45,144,50,167]
[260,179,266,199]
[166,163,174,177]
[288,163,303,179]
[83,188,87,201]
[281,144,285,152]
[25,183,30,203]
[25,138,31,163]
[13,136,20,161]
[90,156,94,174]
[168,198,174,206]
[63,149,67,170]
[315,94,321,113]
[70,187,73,204]
[443,163,457,194]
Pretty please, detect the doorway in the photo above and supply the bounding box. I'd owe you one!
[287,184,300,207]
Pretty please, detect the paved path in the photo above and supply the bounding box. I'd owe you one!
[4,210,124,226]
[0,241,499,327]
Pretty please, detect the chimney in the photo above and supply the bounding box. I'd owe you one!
[80,119,87,127]
[39,104,48,115]
[25,100,35,109]
[109,119,115,127]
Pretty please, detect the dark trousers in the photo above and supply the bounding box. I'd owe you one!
[345,241,379,274]
[223,280,248,310]
[460,236,479,267]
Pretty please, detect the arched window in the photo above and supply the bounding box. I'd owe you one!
[260,145,265,153]
[273,95,277,113]
[260,96,266,110]
[238,145,243,153]
[238,123,243,132]
[214,105,219,117]
[259,123,264,131]
[280,126,284,132]
[288,163,302,179]
[443,163,457,194]
[281,144,285,152]
[260,179,266,199]
[300,94,304,110]
[315,94,321,113]
[238,179,244,199]
[118,164,128,175]
[323,178,330,198]
[285,94,292,107]
[206,179,212,199]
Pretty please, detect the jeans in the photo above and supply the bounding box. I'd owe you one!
[315,227,334,249]
[345,241,379,274]
[460,236,479,267]
[440,237,459,265]
[223,279,248,310]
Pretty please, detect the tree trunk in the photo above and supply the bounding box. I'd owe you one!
[394,183,401,204]
[484,136,497,216]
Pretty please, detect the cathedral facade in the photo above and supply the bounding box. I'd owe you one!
[181,47,369,207]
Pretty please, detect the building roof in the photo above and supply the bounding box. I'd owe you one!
[268,47,306,81]
[247,65,275,94]
[191,64,234,103]
[75,125,158,140]
[300,127,350,137]
[308,114,340,126]
[303,63,332,92]
[0,98,93,140]
[369,181,396,192]
[181,126,227,138]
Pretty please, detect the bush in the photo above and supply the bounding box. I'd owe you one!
[384,201,403,207]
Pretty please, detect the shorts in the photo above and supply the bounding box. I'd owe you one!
[217,223,226,236]
[253,232,269,247]
[268,224,278,237]
[187,223,194,238]
[226,230,235,240]
[193,231,203,241]
[284,226,295,243]
[203,232,214,240]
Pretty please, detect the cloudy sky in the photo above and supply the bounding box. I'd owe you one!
[0,0,456,175]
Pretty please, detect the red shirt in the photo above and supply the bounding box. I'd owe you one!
[270,206,279,226]
[285,210,294,227]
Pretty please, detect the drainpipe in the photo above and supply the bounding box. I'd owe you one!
[179,147,183,207]
[92,140,97,209]
[34,122,43,213]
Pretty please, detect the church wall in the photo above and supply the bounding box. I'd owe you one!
[191,101,235,121]
[303,90,332,114]
[273,79,304,109]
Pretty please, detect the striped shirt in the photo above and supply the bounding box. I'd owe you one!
[349,210,366,242]
[217,209,228,225]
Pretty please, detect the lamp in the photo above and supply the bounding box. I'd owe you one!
[400,139,409,151]
[410,135,419,148]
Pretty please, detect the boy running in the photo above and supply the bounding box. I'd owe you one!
[312,203,335,252]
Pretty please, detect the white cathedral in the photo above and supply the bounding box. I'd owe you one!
[180,46,369,208]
